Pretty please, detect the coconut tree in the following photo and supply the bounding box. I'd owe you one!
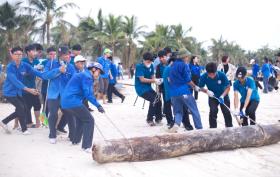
[104,14,125,55]
[0,1,23,63]
[209,36,228,62]
[122,15,146,67]
[27,0,78,45]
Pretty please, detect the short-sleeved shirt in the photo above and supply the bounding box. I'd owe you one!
[134,63,154,96]
[233,77,260,103]
[199,71,230,98]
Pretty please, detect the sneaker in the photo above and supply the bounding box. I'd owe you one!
[155,120,163,126]
[88,108,94,112]
[185,125,194,131]
[147,121,156,127]
[107,100,113,103]
[49,138,57,144]
[83,148,92,153]
[0,121,11,134]
[22,130,31,135]
[166,124,179,133]
[121,96,125,103]
[57,129,67,134]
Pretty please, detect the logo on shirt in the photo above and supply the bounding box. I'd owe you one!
[218,80,222,84]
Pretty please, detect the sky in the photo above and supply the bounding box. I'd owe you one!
[4,0,280,51]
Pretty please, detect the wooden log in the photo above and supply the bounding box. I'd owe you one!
[92,124,280,163]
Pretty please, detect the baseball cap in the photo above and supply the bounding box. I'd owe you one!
[177,48,192,58]
[58,46,69,55]
[103,48,112,54]
[74,55,86,63]
[87,62,104,74]
[250,59,255,64]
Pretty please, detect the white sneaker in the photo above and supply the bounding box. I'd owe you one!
[0,121,11,134]
[49,138,57,144]
[22,130,31,135]
[166,124,179,133]
[83,148,92,153]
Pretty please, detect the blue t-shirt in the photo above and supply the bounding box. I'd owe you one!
[169,59,192,97]
[252,64,259,78]
[262,63,271,78]
[97,56,111,79]
[233,77,260,103]
[199,71,230,98]
[109,63,118,84]
[134,63,154,96]
[21,57,40,89]
[189,63,201,77]
[163,65,171,101]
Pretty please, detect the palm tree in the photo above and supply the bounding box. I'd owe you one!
[209,36,228,62]
[142,24,172,52]
[0,1,22,63]
[122,15,146,67]
[171,24,192,49]
[104,14,125,55]
[27,0,78,46]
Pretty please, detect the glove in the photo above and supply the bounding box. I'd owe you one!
[155,78,163,85]
[240,109,245,117]
[206,90,214,97]
[34,64,44,70]
[194,86,200,92]
[97,106,105,113]
[233,109,240,116]
[218,96,224,104]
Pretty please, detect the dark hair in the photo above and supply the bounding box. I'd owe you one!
[143,52,154,61]
[205,62,217,73]
[235,66,247,78]
[25,44,36,53]
[158,50,167,58]
[221,55,229,63]
[190,55,197,65]
[264,57,269,63]
[163,47,172,54]
[47,47,56,53]
[72,44,82,51]
[168,57,175,65]
[11,46,23,54]
[108,56,113,61]
[33,43,43,51]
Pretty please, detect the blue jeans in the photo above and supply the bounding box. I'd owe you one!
[171,95,203,129]
[263,77,269,93]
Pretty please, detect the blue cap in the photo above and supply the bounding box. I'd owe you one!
[58,46,69,55]
[87,62,104,74]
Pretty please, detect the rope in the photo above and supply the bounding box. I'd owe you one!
[213,96,266,143]
[103,113,135,161]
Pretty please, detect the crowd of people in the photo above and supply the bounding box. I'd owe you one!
[0,44,125,152]
[0,43,279,152]
[134,48,280,133]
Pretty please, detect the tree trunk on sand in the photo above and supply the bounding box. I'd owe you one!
[92,124,280,163]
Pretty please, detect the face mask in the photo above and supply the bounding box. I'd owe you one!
[144,62,152,68]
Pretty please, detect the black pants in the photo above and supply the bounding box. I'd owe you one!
[23,93,41,124]
[162,89,173,125]
[141,90,162,122]
[182,107,194,130]
[240,100,259,126]
[58,100,88,131]
[191,75,200,100]
[107,83,124,102]
[2,96,28,132]
[64,106,94,149]
[208,97,233,128]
